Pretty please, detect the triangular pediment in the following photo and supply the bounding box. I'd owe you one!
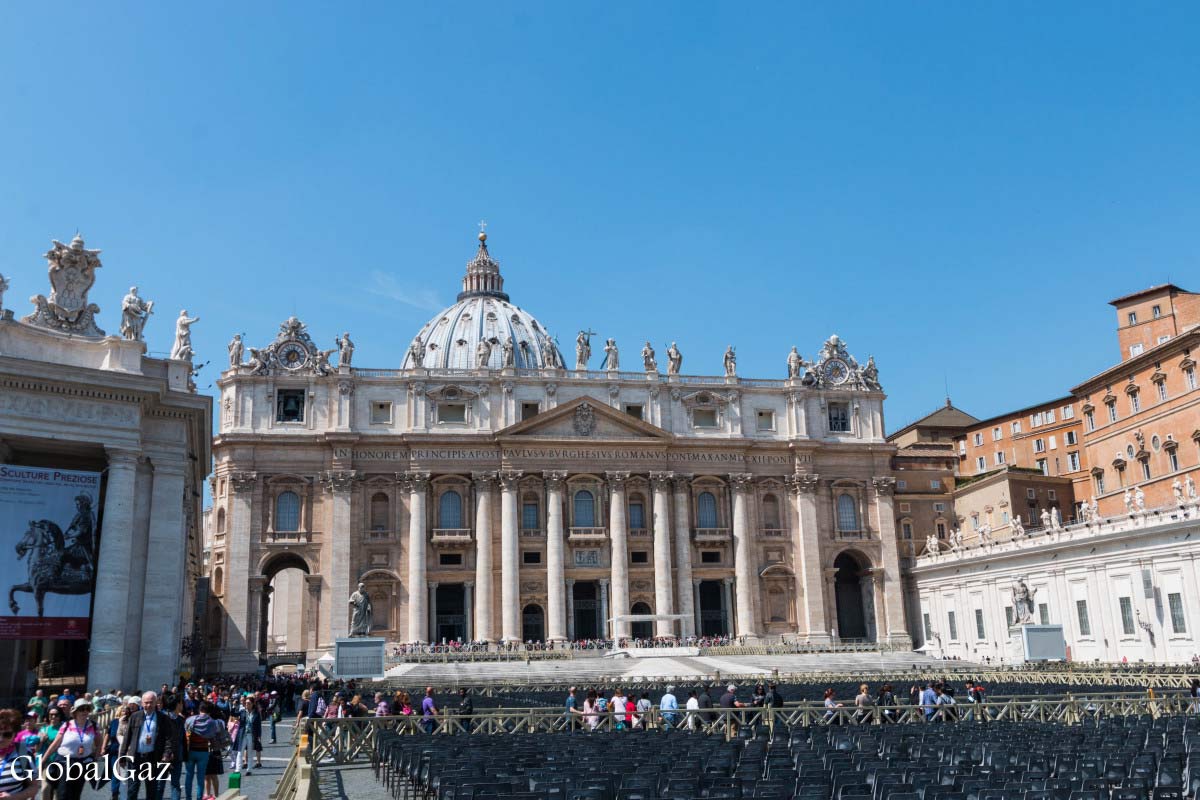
[499,396,672,441]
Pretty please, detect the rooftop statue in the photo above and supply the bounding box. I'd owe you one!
[170,310,199,362]
[666,342,682,376]
[119,286,153,342]
[24,234,106,336]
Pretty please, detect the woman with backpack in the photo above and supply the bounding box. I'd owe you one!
[183,702,225,800]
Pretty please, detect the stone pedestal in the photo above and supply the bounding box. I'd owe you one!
[333,637,387,679]
[1006,625,1029,665]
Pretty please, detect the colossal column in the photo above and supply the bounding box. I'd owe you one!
[606,472,631,639]
[463,581,474,641]
[729,473,760,638]
[323,469,359,641]
[672,475,696,639]
[138,458,188,686]
[650,472,675,638]
[872,476,911,646]
[406,473,430,642]
[471,472,496,642]
[88,449,140,689]
[544,471,568,642]
[789,472,831,644]
[499,471,523,642]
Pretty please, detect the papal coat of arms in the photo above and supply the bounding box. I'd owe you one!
[573,402,596,436]
[23,235,106,336]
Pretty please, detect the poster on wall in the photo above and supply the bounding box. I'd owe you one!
[0,465,101,639]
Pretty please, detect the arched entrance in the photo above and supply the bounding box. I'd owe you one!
[523,604,545,643]
[435,584,467,643]
[630,602,653,639]
[262,553,311,655]
[833,552,876,642]
[572,581,601,640]
[698,580,730,636]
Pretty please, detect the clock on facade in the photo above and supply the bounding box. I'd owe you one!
[823,358,850,385]
[277,341,310,371]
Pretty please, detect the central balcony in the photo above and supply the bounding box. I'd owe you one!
[520,528,545,539]
[431,528,473,547]
[568,527,608,543]
[693,528,731,543]
[263,529,319,544]
[629,528,650,538]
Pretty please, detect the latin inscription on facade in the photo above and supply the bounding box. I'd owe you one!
[333,445,796,466]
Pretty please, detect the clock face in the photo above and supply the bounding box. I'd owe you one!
[823,358,850,385]
[278,342,310,371]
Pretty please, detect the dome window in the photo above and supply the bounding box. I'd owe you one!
[486,312,497,321]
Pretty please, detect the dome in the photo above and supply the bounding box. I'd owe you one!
[401,234,565,370]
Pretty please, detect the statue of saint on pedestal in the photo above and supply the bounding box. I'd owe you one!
[723,346,737,377]
[170,310,199,361]
[336,332,355,367]
[119,287,153,341]
[602,338,619,371]
[666,342,682,375]
[1013,578,1037,625]
[349,582,373,637]
[575,330,593,370]
[228,334,244,368]
[641,342,656,372]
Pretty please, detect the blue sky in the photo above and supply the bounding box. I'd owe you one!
[2,2,1197,433]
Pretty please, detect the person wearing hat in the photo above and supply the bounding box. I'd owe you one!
[44,699,97,800]
[14,713,40,757]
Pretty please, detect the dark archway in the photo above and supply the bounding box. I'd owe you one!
[435,584,467,643]
[572,581,600,640]
[261,553,311,655]
[630,601,653,639]
[833,552,872,641]
[698,580,729,636]
[523,604,545,643]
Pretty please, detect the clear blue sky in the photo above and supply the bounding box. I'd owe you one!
[2,2,1197,433]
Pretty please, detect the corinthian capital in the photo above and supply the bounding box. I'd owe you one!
[231,471,258,494]
[605,471,631,492]
[542,470,568,492]
[404,471,430,493]
[872,476,897,496]
[321,469,360,493]
[497,470,523,491]
[671,473,693,494]
[649,471,674,493]
[787,472,820,495]
[728,472,755,493]
[471,470,497,492]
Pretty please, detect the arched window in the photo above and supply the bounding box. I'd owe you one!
[522,492,540,531]
[216,508,226,533]
[212,566,224,596]
[761,494,781,529]
[370,492,390,532]
[697,491,718,528]
[275,491,300,532]
[836,494,859,532]
[628,494,646,529]
[439,490,463,528]
[573,490,595,527]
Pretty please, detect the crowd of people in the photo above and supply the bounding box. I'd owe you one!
[562,682,786,732]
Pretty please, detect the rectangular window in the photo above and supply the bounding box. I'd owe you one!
[1186,367,1197,391]
[933,502,946,513]
[1157,382,1168,401]
[1085,410,1095,431]
[930,479,941,489]
[624,404,644,420]
[1169,450,1180,472]
[947,611,958,641]
[1066,431,1077,445]
[1068,452,1081,472]
[1169,592,1187,634]
[995,452,1006,465]
[1130,393,1141,414]
[936,522,946,538]
[1107,403,1118,423]
[899,501,911,513]
[901,521,913,539]
[974,432,984,446]
[756,410,775,431]
[522,502,539,531]
[1034,438,1045,453]
[1005,606,1014,628]
[828,403,850,433]
[522,550,542,565]
[628,502,645,530]
[923,613,932,640]
[1011,420,1022,434]
[975,609,986,640]
[1062,405,1074,419]
[1119,597,1135,635]
[1046,409,1056,424]
[700,550,722,564]
[439,552,463,566]
[1128,311,1138,326]
[1095,473,1106,494]
[1026,488,1036,500]
[1076,600,1091,636]
[1158,335,1171,345]
[1049,435,1057,450]
[693,409,718,428]
[370,401,392,424]
[1152,304,1161,319]
[1141,460,1151,481]
[897,480,908,491]
[630,551,649,564]
[1130,344,1144,357]
[1038,603,1049,625]
[521,402,540,421]
[1048,489,1057,501]
[438,402,467,424]
[1037,458,1048,476]
[976,456,986,471]
[993,427,1002,441]
[275,389,305,422]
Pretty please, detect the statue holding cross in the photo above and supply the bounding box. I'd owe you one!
[575,329,595,370]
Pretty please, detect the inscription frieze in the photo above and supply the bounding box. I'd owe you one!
[332,444,797,466]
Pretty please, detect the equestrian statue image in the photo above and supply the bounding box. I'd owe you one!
[9,493,96,616]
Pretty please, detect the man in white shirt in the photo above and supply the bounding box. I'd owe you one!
[684,689,700,731]
[659,685,679,730]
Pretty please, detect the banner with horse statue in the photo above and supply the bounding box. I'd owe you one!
[1,464,100,639]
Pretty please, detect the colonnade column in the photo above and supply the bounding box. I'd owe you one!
[544,471,568,643]
[606,472,631,639]
[722,577,735,636]
[137,458,188,687]
[499,471,523,643]
[599,579,610,639]
[406,473,430,643]
[464,581,474,642]
[324,469,359,641]
[872,476,911,646]
[428,582,439,643]
[471,472,496,642]
[692,580,702,636]
[729,473,760,639]
[672,475,696,639]
[565,579,576,641]
[650,472,675,638]
[789,473,831,644]
[88,449,140,689]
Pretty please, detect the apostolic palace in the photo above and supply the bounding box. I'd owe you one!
[207,232,909,669]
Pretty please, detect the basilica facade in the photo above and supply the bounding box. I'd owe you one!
[208,233,909,670]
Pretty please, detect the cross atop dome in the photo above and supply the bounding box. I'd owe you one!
[459,224,509,301]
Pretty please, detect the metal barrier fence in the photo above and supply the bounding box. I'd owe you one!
[308,692,1198,765]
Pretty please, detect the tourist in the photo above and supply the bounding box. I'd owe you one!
[697,685,715,724]
[765,682,784,709]
[183,702,222,800]
[720,684,744,736]
[564,687,578,730]
[751,684,767,708]
[161,695,186,800]
[919,682,938,720]
[397,692,414,716]
[635,692,651,730]
[267,692,281,743]
[0,709,41,800]
[15,714,39,757]
[421,687,438,734]
[685,689,700,731]
[581,691,599,731]
[610,688,627,730]
[374,692,390,718]
[659,685,679,730]
[230,695,261,774]
[823,688,844,724]
[44,699,96,800]
[876,683,897,723]
[120,691,177,800]
[456,689,473,733]
[854,683,874,723]
[26,690,47,722]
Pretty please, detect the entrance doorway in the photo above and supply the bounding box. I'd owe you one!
[522,604,545,642]
[833,552,874,641]
[572,581,601,640]
[263,553,311,655]
[630,602,653,639]
[698,580,729,636]
[435,584,467,643]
